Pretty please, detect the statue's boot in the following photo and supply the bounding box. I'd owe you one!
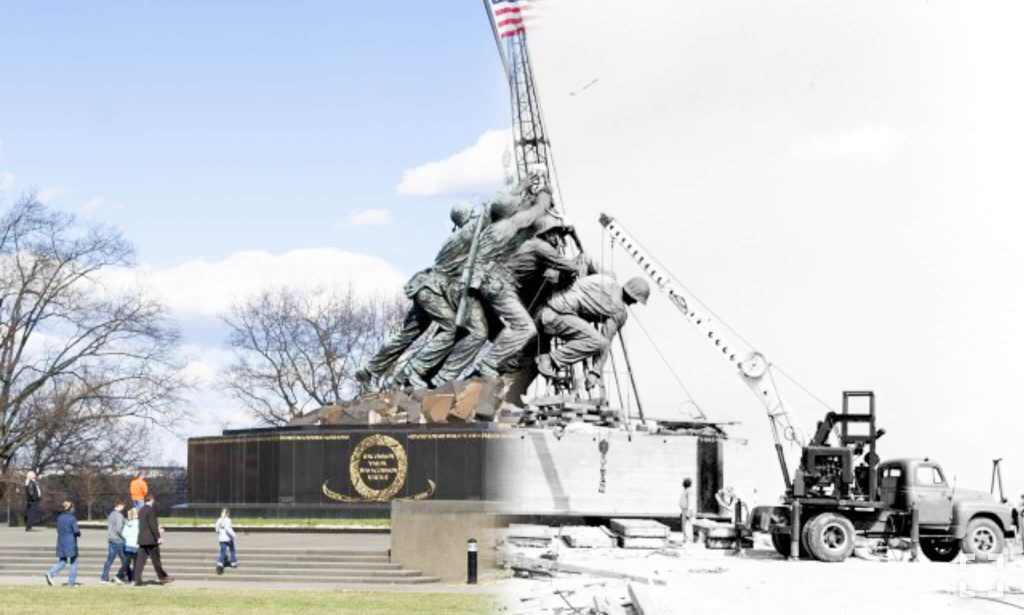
[535,354,558,379]
[355,368,375,395]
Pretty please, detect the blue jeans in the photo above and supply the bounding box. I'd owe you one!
[102,542,126,581]
[121,547,138,581]
[133,500,144,510]
[218,541,237,566]
[48,556,77,585]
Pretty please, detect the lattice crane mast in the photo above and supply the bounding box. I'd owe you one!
[599,213,808,488]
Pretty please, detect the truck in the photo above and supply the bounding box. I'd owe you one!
[598,213,1015,562]
[752,390,1014,562]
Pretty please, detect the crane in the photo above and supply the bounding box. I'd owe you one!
[599,213,809,489]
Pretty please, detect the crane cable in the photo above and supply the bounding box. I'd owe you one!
[608,222,840,432]
[601,224,705,419]
[627,305,707,420]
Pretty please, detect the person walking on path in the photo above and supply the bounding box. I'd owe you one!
[120,507,140,582]
[129,470,148,510]
[44,501,81,587]
[100,499,127,584]
[134,494,172,585]
[679,478,695,544]
[215,508,238,574]
[24,471,42,531]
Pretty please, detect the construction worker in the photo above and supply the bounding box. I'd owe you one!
[534,274,650,389]
[355,203,480,391]
[679,478,694,544]
[716,486,738,522]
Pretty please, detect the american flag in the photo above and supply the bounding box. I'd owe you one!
[490,0,540,39]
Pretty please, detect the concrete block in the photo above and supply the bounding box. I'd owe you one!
[449,380,480,422]
[562,525,616,548]
[610,518,670,538]
[422,393,454,423]
[619,536,667,549]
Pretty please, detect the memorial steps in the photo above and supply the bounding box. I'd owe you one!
[0,546,440,585]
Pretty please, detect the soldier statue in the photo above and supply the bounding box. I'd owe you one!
[534,274,650,390]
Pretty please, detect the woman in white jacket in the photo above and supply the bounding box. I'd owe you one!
[119,507,140,582]
[215,508,237,574]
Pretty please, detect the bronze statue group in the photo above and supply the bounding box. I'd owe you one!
[356,170,649,396]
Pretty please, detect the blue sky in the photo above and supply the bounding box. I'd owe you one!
[1,1,508,272]
[1,1,520,463]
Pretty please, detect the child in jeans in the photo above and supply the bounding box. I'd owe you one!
[215,508,237,574]
[120,507,140,582]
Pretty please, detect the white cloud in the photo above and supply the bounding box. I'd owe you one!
[36,186,66,203]
[0,172,14,192]
[110,248,406,317]
[339,208,393,229]
[790,125,907,162]
[396,129,511,198]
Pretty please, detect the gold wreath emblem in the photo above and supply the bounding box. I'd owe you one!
[321,434,436,503]
[350,434,407,501]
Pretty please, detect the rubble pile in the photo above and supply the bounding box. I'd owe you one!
[498,519,700,615]
[515,396,625,428]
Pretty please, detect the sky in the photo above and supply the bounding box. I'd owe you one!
[3,1,1024,502]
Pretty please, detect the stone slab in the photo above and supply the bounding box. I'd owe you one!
[562,525,616,548]
[610,518,670,538]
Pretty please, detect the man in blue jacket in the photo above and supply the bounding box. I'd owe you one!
[44,501,80,587]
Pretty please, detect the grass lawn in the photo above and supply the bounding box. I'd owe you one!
[0,586,495,614]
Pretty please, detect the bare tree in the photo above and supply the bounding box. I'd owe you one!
[21,380,152,475]
[0,196,186,494]
[222,286,406,425]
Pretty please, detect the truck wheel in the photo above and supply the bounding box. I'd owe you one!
[961,517,1004,560]
[920,538,961,562]
[804,513,856,562]
[771,531,804,558]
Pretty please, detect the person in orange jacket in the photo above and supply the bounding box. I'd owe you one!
[129,470,148,510]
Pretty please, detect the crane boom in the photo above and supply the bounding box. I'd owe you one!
[599,213,808,487]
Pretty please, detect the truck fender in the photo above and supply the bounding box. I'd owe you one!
[751,505,789,532]
[951,503,1014,539]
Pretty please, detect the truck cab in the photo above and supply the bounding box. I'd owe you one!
[877,457,1014,560]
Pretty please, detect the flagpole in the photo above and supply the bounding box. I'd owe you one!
[481,0,511,82]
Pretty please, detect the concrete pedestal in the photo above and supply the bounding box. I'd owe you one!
[391,500,509,583]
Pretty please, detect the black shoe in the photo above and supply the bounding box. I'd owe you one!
[160,577,174,585]
[216,564,224,575]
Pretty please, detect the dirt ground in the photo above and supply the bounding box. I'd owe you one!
[495,535,1024,614]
